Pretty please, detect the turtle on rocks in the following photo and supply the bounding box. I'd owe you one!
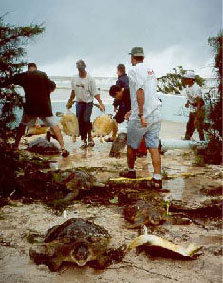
[92,114,117,142]
[109,133,127,157]
[29,218,126,271]
[28,137,60,155]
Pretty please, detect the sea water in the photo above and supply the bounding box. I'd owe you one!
[11,76,191,130]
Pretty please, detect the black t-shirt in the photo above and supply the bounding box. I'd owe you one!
[13,70,55,117]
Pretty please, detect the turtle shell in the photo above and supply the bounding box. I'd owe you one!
[45,218,111,244]
[93,114,114,136]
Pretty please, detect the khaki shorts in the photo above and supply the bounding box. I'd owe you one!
[21,114,57,128]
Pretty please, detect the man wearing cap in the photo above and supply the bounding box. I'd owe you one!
[66,60,105,148]
[120,47,163,190]
[182,71,205,141]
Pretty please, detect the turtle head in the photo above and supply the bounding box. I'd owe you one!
[71,243,90,266]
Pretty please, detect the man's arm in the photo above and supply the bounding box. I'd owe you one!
[94,94,105,112]
[136,88,147,127]
[66,90,76,109]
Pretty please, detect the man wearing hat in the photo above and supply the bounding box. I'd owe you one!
[67,60,105,148]
[182,70,205,141]
[120,47,163,190]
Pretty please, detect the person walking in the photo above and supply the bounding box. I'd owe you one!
[182,71,205,141]
[120,47,162,189]
[66,60,105,148]
[6,63,69,157]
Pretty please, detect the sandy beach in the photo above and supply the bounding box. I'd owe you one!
[0,120,222,283]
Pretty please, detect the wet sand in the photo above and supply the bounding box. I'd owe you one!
[0,120,222,283]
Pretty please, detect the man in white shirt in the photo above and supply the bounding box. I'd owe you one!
[120,47,163,190]
[182,71,205,141]
[67,60,105,148]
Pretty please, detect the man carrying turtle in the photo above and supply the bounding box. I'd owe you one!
[182,71,205,141]
[3,63,69,157]
[66,60,105,149]
[120,47,163,189]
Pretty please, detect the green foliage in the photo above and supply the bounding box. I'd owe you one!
[157,66,205,94]
[0,16,45,142]
[196,31,222,165]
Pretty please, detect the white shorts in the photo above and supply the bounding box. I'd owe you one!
[21,114,57,128]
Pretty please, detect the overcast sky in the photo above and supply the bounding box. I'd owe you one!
[1,0,222,77]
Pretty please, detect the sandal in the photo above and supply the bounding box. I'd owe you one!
[62,149,69,157]
[88,140,95,147]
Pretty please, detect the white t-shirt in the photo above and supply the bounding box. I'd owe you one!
[71,74,97,103]
[128,62,161,122]
[182,83,202,112]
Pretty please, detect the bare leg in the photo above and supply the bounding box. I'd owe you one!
[149,148,161,174]
[13,123,26,149]
[50,125,66,150]
[127,145,137,169]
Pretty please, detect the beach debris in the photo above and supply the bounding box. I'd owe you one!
[28,137,60,155]
[124,199,166,228]
[29,218,126,271]
[128,226,201,259]
[93,114,117,142]
[56,111,79,142]
[109,133,127,157]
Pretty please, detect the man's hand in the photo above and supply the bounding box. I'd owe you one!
[124,111,131,120]
[66,100,73,109]
[185,102,189,108]
[140,116,148,127]
[99,103,105,112]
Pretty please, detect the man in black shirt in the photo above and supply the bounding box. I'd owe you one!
[8,63,69,156]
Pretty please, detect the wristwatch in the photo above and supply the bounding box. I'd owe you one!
[138,113,143,118]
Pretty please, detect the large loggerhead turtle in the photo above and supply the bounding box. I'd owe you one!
[93,114,117,142]
[56,111,79,142]
[29,218,126,271]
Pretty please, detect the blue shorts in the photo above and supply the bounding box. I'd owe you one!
[127,119,161,149]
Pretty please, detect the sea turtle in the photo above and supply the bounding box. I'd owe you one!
[57,111,79,142]
[93,114,117,142]
[46,111,79,143]
[26,125,48,136]
[109,133,127,157]
[50,169,105,205]
[29,218,126,271]
[128,225,201,259]
[124,199,166,228]
[28,137,60,155]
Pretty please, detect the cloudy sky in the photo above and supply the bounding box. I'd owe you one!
[1,0,222,77]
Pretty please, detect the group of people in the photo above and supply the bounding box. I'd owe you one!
[2,46,205,190]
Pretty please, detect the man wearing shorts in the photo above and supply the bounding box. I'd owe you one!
[120,47,162,189]
[11,63,69,157]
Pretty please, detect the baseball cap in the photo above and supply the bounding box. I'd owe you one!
[183,70,195,79]
[129,47,144,57]
[76,59,86,69]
